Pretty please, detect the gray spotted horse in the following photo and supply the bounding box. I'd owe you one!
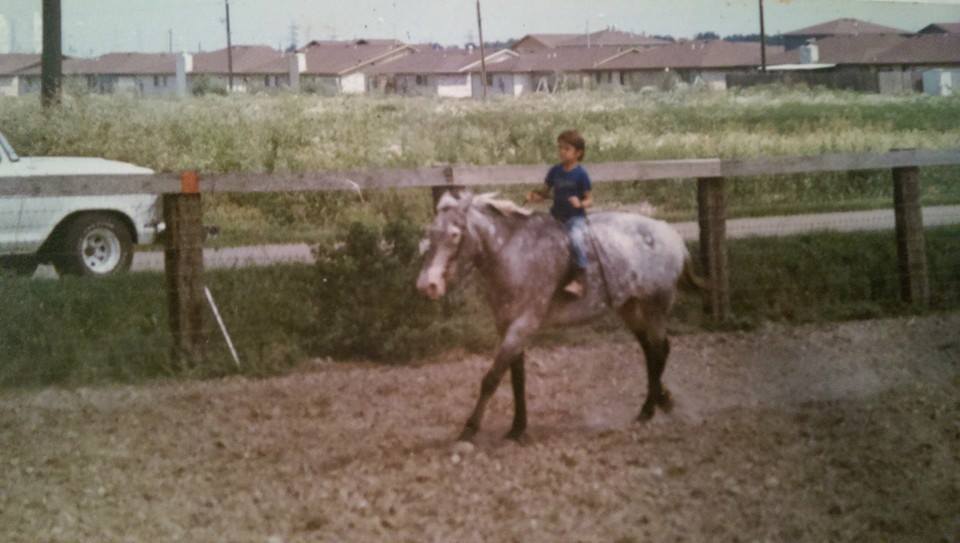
[416,191,706,442]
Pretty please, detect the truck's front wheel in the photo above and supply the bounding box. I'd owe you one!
[53,213,134,277]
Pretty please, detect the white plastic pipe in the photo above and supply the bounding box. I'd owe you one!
[204,286,241,368]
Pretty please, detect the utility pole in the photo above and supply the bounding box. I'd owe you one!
[168,29,173,53]
[759,0,767,72]
[41,0,62,108]
[289,21,299,51]
[225,0,234,91]
[476,0,487,100]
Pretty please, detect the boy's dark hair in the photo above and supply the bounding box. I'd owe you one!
[558,129,586,160]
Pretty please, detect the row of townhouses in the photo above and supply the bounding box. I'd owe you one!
[1,19,958,99]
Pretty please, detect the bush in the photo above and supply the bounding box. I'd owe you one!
[191,75,228,97]
[310,217,487,362]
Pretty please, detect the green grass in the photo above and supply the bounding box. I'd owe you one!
[3,225,958,389]
[3,89,959,248]
[4,90,960,173]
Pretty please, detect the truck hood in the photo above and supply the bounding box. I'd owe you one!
[15,156,155,176]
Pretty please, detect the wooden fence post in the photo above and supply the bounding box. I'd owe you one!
[892,166,929,307]
[431,166,461,210]
[163,171,206,364]
[697,177,731,321]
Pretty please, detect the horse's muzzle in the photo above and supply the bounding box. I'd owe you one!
[416,273,446,300]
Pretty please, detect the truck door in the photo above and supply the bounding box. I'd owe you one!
[0,148,25,253]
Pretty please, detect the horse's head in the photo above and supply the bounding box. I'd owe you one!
[417,190,534,300]
[416,190,477,300]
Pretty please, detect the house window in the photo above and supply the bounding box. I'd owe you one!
[416,74,425,86]
[619,71,626,85]
[486,73,494,86]
[595,72,602,84]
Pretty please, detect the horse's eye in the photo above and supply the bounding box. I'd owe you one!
[449,230,461,242]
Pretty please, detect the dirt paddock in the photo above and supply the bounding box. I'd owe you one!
[2,314,958,542]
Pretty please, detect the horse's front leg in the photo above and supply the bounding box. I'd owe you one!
[458,313,540,442]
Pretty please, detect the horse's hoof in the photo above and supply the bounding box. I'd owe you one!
[456,427,477,443]
[636,403,656,423]
[504,428,528,443]
[658,389,674,412]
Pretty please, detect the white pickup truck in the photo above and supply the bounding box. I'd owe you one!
[0,131,163,277]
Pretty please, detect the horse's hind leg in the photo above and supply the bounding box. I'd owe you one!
[636,326,672,421]
[504,352,529,440]
[619,297,674,422]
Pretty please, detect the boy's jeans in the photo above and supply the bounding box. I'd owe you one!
[564,216,589,271]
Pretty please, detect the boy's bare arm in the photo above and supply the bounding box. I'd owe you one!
[569,191,592,209]
[526,186,551,203]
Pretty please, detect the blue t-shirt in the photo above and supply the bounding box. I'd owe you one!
[545,164,592,222]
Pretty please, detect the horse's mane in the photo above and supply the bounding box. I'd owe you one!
[436,190,535,219]
[473,192,534,218]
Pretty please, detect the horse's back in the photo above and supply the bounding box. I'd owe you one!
[587,211,688,303]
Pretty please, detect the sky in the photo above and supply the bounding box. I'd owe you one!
[1,0,959,56]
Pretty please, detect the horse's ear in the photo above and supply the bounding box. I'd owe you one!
[458,191,474,211]
[436,191,464,213]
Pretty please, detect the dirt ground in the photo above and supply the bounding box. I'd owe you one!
[1,313,958,542]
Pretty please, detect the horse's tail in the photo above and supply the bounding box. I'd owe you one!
[677,253,709,294]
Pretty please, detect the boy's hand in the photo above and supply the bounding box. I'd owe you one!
[568,196,582,208]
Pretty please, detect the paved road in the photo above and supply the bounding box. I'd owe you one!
[669,204,960,240]
[30,205,960,277]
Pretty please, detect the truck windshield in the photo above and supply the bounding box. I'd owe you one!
[0,133,19,162]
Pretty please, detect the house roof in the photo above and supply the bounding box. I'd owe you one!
[303,38,403,48]
[768,34,909,65]
[364,49,482,75]
[193,45,287,75]
[0,53,41,75]
[12,53,177,76]
[299,40,414,75]
[559,29,671,48]
[918,22,960,34]
[512,30,669,51]
[873,34,960,65]
[83,52,177,75]
[595,40,785,70]
[513,34,580,49]
[365,48,517,75]
[784,18,908,37]
[482,46,623,73]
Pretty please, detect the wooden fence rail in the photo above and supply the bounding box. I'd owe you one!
[3,149,959,197]
[5,148,959,362]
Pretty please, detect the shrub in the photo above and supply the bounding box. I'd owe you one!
[310,216,487,362]
[191,75,228,97]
